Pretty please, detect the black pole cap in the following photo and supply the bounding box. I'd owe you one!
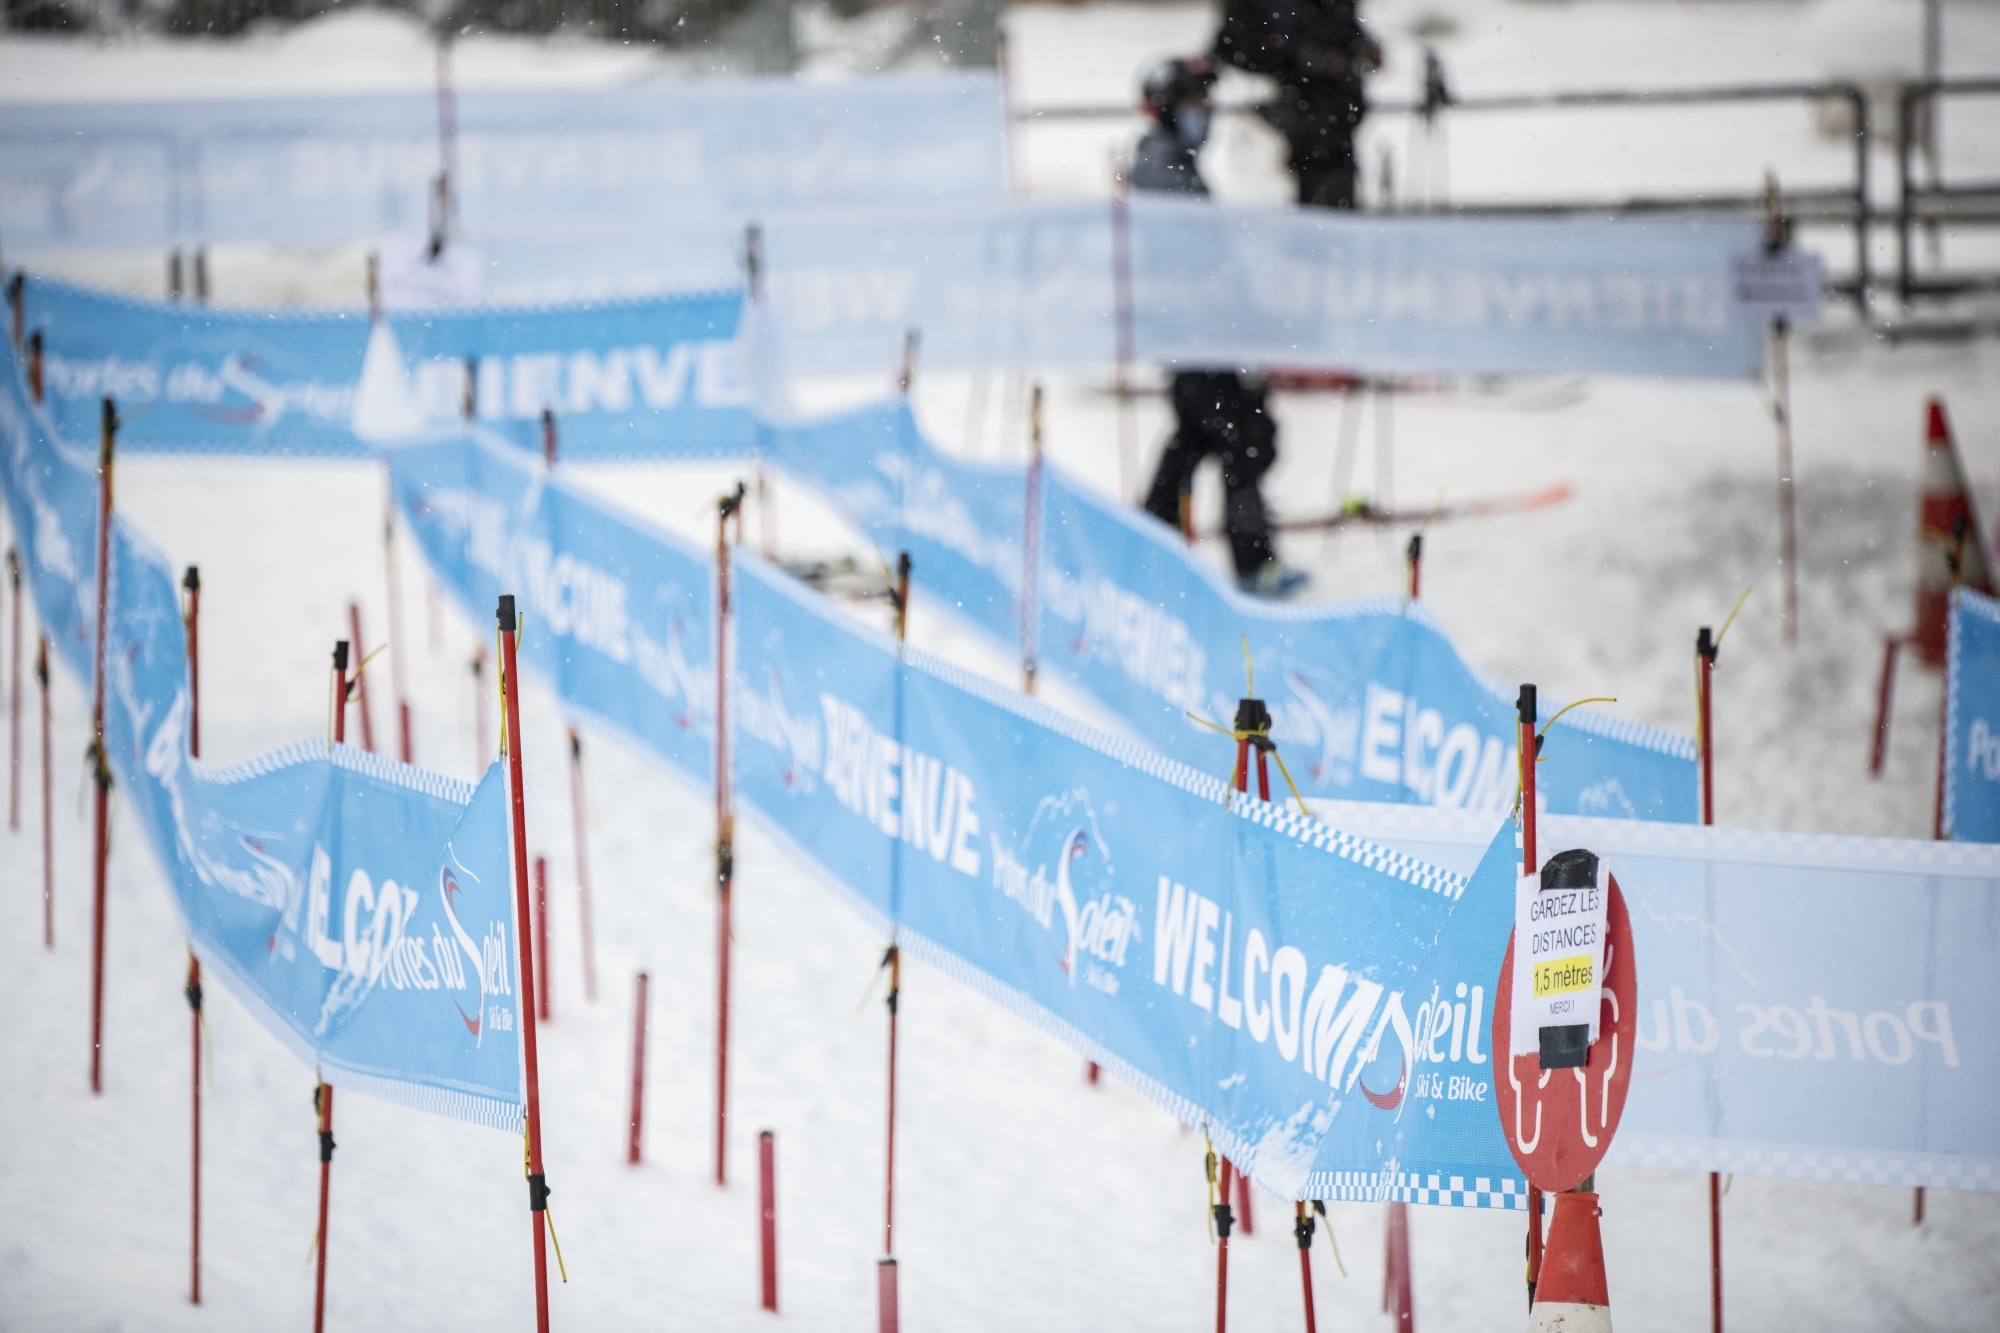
[1540,847,1598,891]
[1407,533,1422,563]
[897,551,911,580]
[1234,697,1271,734]
[1517,683,1537,728]
[497,594,516,632]
[182,565,200,594]
[332,639,349,671]
[1697,625,1715,662]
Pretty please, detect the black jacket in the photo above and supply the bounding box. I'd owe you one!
[1129,126,1208,196]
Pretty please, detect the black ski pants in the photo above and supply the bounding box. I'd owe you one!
[1143,371,1279,578]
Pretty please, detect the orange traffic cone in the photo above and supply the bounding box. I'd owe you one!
[1915,398,1995,667]
[1528,1191,1610,1332]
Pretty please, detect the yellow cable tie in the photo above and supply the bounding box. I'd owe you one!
[1420,487,1447,533]
[1269,748,1317,823]
[1203,1130,1219,1245]
[1714,586,1752,652]
[1535,696,1618,761]
[546,1205,570,1283]
[1693,653,1705,753]
[1324,1209,1348,1277]
[1240,635,1254,697]
[355,642,390,676]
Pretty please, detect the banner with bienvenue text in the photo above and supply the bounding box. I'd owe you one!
[406,202,1771,378]
[731,552,1529,1204]
[0,339,525,1131]
[387,423,2000,1194]
[761,398,1699,823]
[0,73,1008,255]
[22,276,751,459]
[20,194,1767,400]
[1947,588,2000,843]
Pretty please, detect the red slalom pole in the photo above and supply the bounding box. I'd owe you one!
[883,944,901,1257]
[312,1079,335,1333]
[499,594,554,1333]
[186,952,203,1305]
[88,397,117,1096]
[759,1130,779,1312]
[877,1259,900,1333]
[568,729,598,1002]
[1518,684,1542,1305]
[879,552,911,1333]
[8,544,20,831]
[1215,1153,1235,1333]
[348,602,376,753]
[333,642,349,747]
[183,569,201,756]
[39,636,53,950]
[1869,636,1902,776]
[1294,1203,1318,1333]
[183,566,203,1306]
[628,971,649,1165]
[1406,532,1422,600]
[534,856,552,1022]
[1697,627,1722,1331]
[312,641,349,1333]
[715,486,744,1187]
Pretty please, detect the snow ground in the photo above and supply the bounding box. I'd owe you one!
[6,3,2000,1331]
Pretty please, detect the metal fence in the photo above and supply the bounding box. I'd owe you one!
[1897,77,2000,303]
[1017,76,2000,323]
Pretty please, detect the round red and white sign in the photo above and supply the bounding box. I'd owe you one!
[1491,874,1637,1193]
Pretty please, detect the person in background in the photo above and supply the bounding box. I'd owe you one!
[1131,56,1308,599]
[1214,0,1382,209]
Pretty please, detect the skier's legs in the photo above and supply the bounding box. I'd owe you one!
[1215,376,1280,578]
[1144,372,1229,529]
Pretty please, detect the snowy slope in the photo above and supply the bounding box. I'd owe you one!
[5,3,2000,1331]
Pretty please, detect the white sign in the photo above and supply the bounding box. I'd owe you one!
[1509,859,1610,1057]
[1728,248,1824,324]
[378,240,487,312]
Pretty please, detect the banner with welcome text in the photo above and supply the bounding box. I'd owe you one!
[388,423,2000,1194]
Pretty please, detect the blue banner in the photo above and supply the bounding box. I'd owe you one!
[23,276,751,459]
[390,422,2000,1195]
[732,554,1527,1203]
[19,193,1767,394]
[1317,800,2000,1192]
[0,339,525,1131]
[761,398,1696,822]
[1947,588,2000,843]
[720,197,1768,380]
[0,73,1007,254]
[384,429,716,780]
